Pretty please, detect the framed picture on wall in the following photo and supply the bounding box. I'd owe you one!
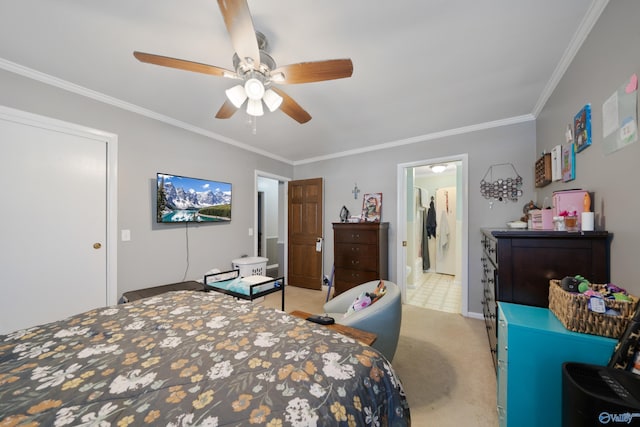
[361,193,382,222]
[551,144,563,181]
[562,143,576,182]
[574,104,592,152]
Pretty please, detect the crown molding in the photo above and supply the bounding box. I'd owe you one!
[532,0,609,117]
[1,58,541,167]
[0,58,292,165]
[294,114,535,165]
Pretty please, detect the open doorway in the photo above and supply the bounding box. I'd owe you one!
[255,171,289,279]
[396,155,469,316]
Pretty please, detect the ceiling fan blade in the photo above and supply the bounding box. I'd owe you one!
[217,0,260,68]
[271,59,353,84]
[271,87,311,124]
[215,99,239,119]
[133,51,238,78]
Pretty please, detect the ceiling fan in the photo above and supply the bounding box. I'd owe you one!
[133,0,353,124]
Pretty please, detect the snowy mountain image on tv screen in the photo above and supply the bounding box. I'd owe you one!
[157,173,231,223]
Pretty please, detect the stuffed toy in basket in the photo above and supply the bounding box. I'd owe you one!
[549,277,638,339]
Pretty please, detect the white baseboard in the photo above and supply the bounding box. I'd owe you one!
[466,311,484,320]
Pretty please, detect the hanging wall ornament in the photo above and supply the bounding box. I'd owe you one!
[480,163,523,204]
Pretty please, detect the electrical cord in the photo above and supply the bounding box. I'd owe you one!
[182,222,190,281]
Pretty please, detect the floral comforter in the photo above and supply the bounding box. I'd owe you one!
[0,291,410,426]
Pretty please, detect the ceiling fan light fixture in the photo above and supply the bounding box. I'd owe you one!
[225,84,247,108]
[263,88,283,112]
[244,78,265,100]
[246,98,264,116]
[430,164,447,174]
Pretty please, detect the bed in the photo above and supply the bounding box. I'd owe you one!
[0,290,410,426]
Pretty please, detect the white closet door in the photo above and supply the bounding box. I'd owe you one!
[0,117,107,334]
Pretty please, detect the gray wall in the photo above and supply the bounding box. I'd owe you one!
[0,69,292,295]
[1,58,541,315]
[3,3,635,314]
[294,120,537,314]
[536,1,640,294]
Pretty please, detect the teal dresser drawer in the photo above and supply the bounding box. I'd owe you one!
[496,302,617,427]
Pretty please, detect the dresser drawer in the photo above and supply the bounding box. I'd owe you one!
[334,243,378,270]
[335,255,378,271]
[334,229,378,244]
[335,242,378,258]
[482,233,498,266]
[334,268,380,286]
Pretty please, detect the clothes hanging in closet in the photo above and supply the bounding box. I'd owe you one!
[438,208,450,253]
[421,209,430,271]
[426,198,437,238]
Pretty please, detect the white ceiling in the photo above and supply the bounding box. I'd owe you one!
[0,1,606,164]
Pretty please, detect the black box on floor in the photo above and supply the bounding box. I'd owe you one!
[563,362,640,426]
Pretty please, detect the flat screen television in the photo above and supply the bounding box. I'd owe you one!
[157,173,231,223]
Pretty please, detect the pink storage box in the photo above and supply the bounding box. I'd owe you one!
[552,190,589,217]
[530,209,554,230]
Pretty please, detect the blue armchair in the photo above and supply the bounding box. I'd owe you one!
[323,280,402,361]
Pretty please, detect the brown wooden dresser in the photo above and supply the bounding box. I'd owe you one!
[332,222,389,296]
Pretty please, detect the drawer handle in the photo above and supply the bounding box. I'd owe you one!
[351,260,360,265]
[350,247,360,252]
[351,233,361,239]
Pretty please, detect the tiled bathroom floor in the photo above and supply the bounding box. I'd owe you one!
[406,272,461,313]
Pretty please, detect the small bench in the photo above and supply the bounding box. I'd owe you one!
[289,310,377,346]
[121,280,204,303]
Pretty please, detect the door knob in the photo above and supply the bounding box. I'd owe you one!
[93,243,102,249]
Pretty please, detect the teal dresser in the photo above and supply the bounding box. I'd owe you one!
[497,302,618,427]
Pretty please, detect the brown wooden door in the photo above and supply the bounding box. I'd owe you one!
[288,178,323,289]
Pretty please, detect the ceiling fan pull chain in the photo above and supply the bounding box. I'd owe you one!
[251,115,257,135]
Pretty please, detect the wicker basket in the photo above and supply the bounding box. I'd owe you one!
[548,279,638,339]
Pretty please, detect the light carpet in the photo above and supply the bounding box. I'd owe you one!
[263,285,498,426]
